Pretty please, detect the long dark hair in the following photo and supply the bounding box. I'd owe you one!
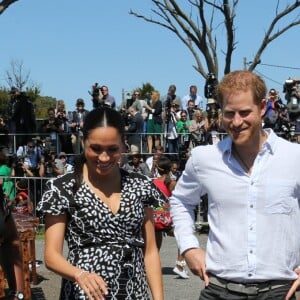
[73,107,125,192]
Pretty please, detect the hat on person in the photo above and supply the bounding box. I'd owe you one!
[32,136,42,142]
[172,99,180,106]
[207,98,217,105]
[130,150,141,158]
[58,152,67,158]
[76,98,85,106]
[16,179,29,191]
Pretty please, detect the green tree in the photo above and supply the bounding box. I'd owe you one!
[34,96,57,119]
[0,87,10,118]
[139,82,155,101]
[130,0,300,80]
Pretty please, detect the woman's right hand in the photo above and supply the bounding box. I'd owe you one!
[75,270,109,300]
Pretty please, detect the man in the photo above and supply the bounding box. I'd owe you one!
[182,85,204,110]
[101,85,116,109]
[170,70,300,300]
[53,152,74,175]
[164,99,180,157]
[145,145,164,178]
[40,107,63,152]
[125,106,144,153]
[16,139,42,176]
[186,99,196,120]
[130,90,143,114]
[122,151,151,177]
[69,98,89,154]
[263,88,281,129]
[10,88,36,148]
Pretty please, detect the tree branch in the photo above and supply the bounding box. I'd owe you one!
[0,0,18,15]
[248,1,300,71]
[130,0,300,81]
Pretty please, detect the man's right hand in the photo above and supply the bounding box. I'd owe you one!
[183,248,209,286]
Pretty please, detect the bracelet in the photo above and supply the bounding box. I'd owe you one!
[74,270,88,282]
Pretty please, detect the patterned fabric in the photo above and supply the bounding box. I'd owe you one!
[37,169,166,300]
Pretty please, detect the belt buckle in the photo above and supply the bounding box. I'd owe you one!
[226,283,259,295]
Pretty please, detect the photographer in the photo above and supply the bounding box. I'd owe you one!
[204,73,219,115]
[16,140,42,177]
[100,85,116,109]
[284,78,300,141]
[204,73,218,100]
[11,89,36,148]
[69,99,89,154]
[89,83,102,109]
[163,84,181,110]
[264,89,280,129]
[56,101,73,154]
[40,107,63,153]
[164,100,180,158]
[125,106,144,153]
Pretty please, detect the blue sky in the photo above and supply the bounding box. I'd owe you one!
[0,0,299,111]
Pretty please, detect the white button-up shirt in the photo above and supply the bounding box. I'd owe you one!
[170,129,300,282]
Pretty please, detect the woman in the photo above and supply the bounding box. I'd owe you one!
[37,107,165,300]
[189,109,208,146]
[152,156,176,250]
[0,147,15,205]
[0,186,24,299]
[145,91,163,154]
[176,110,191,151]
[152,156,189,279]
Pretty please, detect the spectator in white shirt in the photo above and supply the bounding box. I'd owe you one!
[181,85,204,110]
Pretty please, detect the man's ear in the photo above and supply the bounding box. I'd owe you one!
[260,98,267,117]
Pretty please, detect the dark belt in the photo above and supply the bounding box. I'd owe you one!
[209,275,292,296]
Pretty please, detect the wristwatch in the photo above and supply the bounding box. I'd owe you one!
[8,291,25,299]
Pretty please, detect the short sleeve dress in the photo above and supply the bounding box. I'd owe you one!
[37,169,166,300]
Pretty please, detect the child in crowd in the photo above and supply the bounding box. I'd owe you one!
[13,179,33,215]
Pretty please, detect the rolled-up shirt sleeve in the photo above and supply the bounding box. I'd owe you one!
[170,150,203,254]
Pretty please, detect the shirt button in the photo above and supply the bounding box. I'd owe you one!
[250,204,253,208]
[248,273,252,277]
[249,250,253,254]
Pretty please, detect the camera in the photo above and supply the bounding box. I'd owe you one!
[89,82,102,108]
[204,73,218,99]
[284,78,300,118]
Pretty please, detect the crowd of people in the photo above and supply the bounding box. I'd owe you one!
[0,75,300,299]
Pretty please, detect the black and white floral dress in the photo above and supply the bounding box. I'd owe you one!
[37,169,166,300]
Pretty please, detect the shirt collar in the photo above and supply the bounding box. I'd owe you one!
[219,128,277,156]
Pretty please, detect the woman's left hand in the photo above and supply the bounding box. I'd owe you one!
[75,270,109,300]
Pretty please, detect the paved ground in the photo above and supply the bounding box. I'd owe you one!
[31,230,299,300]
